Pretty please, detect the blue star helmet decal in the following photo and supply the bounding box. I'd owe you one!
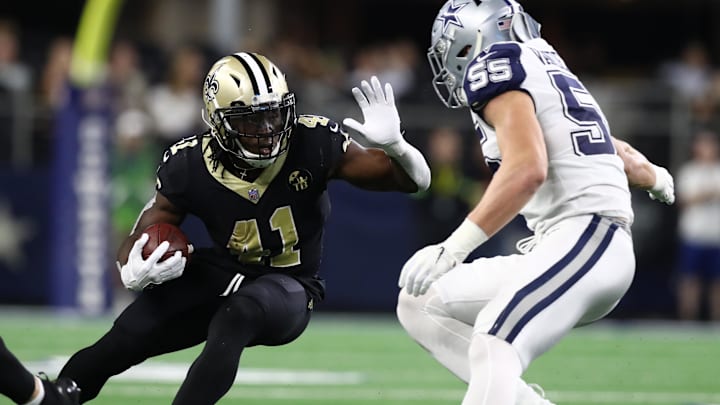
[437,0,468,33]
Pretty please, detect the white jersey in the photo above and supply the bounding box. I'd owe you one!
[464,38,633,233]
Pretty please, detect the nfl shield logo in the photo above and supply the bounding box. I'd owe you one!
[248,188,259,201]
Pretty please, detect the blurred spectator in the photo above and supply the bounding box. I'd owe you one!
[696,71,720,127]
[145,45,205,150]
[0,19,32,165]
[0,19,31,93]
[412,126,485,248]
[108,40,149,114]
[378,39,420,101]
[660,41,713,101]
[347,39,421,101]
[674,129,720,321]
[110,40,155,236]
[108,38,153,165]
[31,36,73,163]
[37,37,73,111]
[268,37,346,108]
[659,41,716,126]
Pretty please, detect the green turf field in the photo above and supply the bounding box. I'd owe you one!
[1,311,719,405]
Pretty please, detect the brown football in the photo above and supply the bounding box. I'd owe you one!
[141,223,190,261]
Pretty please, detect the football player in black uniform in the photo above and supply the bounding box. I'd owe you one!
[56,52,431,405]
[0,336,79,404]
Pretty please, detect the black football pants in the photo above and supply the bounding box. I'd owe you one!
[58,251,312,404]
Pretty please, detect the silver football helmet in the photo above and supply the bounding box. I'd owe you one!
[203,52,296,168]
[427,0,541,108]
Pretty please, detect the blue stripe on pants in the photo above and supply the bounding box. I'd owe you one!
[488,215,616,341]
[504,222,618,342]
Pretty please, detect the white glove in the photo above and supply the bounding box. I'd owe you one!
[399,219,489,297]
[648,164,675,205]
[342,76,405,155]
[399,244,463,297]
[342,76,432,192]
[118,233,188,291]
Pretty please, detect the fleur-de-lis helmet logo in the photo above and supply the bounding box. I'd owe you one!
[204,68,220,102]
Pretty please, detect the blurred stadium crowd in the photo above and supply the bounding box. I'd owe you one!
[0,0,719,320]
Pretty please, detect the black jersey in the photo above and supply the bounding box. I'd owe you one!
[155,115,350,301]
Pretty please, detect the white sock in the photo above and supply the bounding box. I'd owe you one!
[462,333,522,405]
[21,376,44,405]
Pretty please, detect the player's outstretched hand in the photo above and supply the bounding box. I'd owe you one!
[399,244,459,297]
[118,233,187,291]
[648,164,675,205]
[343,76,405,155]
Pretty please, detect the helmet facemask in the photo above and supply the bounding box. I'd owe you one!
[212,92,296,169]
[427,32,474,109]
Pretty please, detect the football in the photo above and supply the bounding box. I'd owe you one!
[141,223,190,261]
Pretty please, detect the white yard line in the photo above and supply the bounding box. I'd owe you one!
[24,357,365,385]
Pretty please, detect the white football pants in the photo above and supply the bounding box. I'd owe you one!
[397,214,635,403]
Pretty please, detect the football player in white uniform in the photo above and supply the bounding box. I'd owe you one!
[392,1,675,404]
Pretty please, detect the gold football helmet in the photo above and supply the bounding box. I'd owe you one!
[203,52,296,168]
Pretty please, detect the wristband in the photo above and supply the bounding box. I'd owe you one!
[384,136,409,157]
[384,137,432,191]
[650,164,666,192]
[443,218,489,262]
